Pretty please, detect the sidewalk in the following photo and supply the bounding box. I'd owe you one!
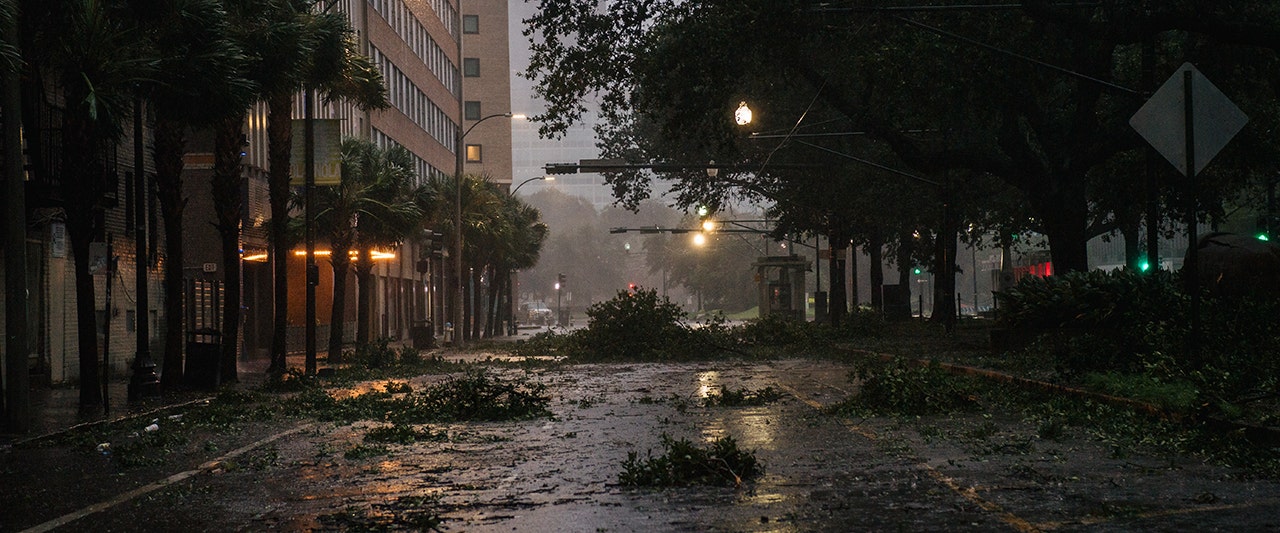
[1,328,547,446]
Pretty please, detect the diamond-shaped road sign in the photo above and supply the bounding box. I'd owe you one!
[1129,62,1248,177]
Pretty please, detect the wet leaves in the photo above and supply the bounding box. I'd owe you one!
[830,358,979,417]
[363,424,447,445]
[285,370,552,424]
[702,385,783,407]
[619,434,764,487]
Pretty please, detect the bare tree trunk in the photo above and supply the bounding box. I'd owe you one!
[868,229,885,310]
[827,223,849,328]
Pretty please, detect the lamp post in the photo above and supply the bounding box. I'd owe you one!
[504,175,552,335]
[511,175,553,196]
[454,112,524,344]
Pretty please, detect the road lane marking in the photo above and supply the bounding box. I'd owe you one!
[777,381,1040,532]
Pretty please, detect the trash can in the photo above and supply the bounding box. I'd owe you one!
[410,320,435,349]
[183,328,222,390]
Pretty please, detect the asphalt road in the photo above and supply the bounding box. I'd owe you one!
[7,358,1280,532]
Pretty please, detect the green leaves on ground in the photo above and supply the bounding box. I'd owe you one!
[703,386,782,407]
[831,358,979,417]
[285,370,551,424]
[619,434,763,487]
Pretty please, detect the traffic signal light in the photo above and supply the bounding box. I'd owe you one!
[428,231,444,258]
[913,267,922,275]
[558,273,566,286]
[628,282,636,292]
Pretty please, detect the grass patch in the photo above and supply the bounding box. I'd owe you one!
[828,358,979,417]
[1082,372,1199,412]
[619,434,763,487]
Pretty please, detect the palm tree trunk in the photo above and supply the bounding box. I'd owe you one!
[68,207,102,406]
[486,267,502,337]
[266,92,293,375]
[158,171,185,389]
[62,115,103,407]
[356,249,372,344]
[212,114,245,383]
[153,111,188,389]
[328,244,351,361]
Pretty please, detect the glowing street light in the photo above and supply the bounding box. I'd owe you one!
[734,101,753,126]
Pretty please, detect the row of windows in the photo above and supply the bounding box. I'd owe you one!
[367,0,459,97]
[371,45,458,154]
[372,128,449,185]
[368,0,456,36]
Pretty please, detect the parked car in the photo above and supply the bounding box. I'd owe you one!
[521,303,553,326]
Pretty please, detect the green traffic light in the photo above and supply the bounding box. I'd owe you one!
[1140,260,1150,272]
[913,267,922,275]
[1257,232,1271,242]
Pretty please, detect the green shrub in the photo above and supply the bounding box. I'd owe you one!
[574,289,693,360]
[834,307,888,339]
[347,338,399,369]
[995,269,1184,331]
[619,434,763,487]
[736,314,819,347]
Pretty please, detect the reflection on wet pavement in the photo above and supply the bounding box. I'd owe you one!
[99,358,1280,532]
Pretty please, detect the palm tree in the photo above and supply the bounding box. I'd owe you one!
[312,138,424,359]
[451,175,509,340]
[487,198,546,336]
[138,0,254,389]
[349,144,424,344]
[261,1,386,376]
[24,0,157,405]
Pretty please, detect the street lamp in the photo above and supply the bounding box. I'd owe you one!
[511,175,553,196]
[454,112,524,344]
[734,102,753,126]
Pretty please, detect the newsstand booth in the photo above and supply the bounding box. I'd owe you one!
[753,255,809,321]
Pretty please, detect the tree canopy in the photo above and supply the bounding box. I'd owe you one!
[524,0,1280,276]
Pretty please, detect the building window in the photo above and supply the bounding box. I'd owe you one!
[465,144,482,162]
[464,101,481,120]
[462,14,479,34]
[463,57,480,77]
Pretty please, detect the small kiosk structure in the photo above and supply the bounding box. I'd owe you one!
[753,255,809,321]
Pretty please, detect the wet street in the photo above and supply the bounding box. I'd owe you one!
[10,358,1280,532]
